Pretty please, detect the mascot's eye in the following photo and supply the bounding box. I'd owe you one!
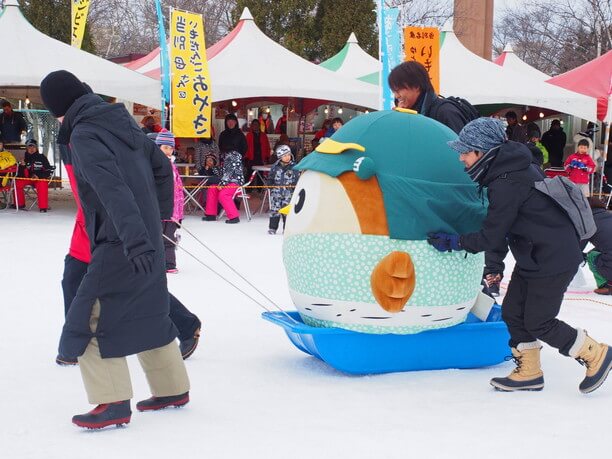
[294,189,306,214]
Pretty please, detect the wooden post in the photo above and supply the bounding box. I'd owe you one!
[453,0,494,60]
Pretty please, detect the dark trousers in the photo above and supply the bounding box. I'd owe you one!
[162,221,178,269]
[61,254,200,342]
[502,268,578,356]
[269,214,286,231]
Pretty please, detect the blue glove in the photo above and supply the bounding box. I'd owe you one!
[580,163,588,171]
[569,159,580,169]
[427,232,462,252]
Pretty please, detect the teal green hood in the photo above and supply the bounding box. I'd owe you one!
[296,110,487,240]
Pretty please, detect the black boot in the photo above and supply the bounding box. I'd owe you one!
[202,215,216,221]
[56,354,78,366]
[180,328,201,360]
[225,217,240,224]
[72,400,131,429]
[136,392,190,412]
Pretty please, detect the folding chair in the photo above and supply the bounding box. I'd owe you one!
[218,171,256,222]
[0,165,18,210]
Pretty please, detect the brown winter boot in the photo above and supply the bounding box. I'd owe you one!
[490,342,544,391]
[570,329,612,394]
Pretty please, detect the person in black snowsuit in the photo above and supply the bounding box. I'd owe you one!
[40,70,191,430]
[218,113,247,157]
[541,119,567,167]
[584,198,612,295]
[388,61,472,134]
[427,117,612,394]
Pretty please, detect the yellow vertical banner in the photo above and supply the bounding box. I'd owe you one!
[170,9,212,138]
[71,0,90,49]
[403,27,440,94]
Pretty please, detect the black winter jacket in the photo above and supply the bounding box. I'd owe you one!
[418,91,469,134]
[22,151,52,179]
[57,94,177,359]
[218,114,247,156]
[460,141,583,278]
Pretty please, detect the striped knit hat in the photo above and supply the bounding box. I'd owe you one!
[155,129,175,148]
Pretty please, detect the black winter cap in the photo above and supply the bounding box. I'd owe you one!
[40,70,89,117]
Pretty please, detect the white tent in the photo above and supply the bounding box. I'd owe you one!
[126,8,379,111]
[494,44,550,81]
[0,0,161,109]
[319,32,380,80]
[440,23,598,120]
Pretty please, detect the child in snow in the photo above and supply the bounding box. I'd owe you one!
[267,145,299,234]
[202,148,244,224]
[156,129,184,273]
[564,139,595,197]
[200,154,222,179]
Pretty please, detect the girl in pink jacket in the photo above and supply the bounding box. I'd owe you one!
[156,129,184,273]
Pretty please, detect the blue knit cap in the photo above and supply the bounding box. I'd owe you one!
[155,129,175,148]
[448,118,507,154]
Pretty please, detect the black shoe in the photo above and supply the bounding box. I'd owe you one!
[180,329,201,360]
[136,392,189,412]
[482,274,502,297]
[9,204,26,210]
[202,215,216,221]
[225,217,240,224]
[72,400,131,429]
[39,208,48,213]
[56,354,78,366]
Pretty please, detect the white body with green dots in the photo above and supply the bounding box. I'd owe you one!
[282,170,484,335]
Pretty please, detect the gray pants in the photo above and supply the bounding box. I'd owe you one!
[78,300,190,404]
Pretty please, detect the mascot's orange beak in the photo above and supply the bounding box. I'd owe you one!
[279,205,291,215]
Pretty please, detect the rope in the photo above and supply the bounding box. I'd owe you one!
[163,231,299,324]
[564,297,612,308]
[5,175,295,190]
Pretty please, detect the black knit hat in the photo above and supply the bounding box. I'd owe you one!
[40,70,89,117]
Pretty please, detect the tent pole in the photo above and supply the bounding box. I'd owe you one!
[601,120,610,196]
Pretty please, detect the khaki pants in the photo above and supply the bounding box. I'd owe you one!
[78,300,190,404]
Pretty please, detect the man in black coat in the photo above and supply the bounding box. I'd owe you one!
[584,198,612,295]
[40,71,190,430]
[388,61,470,134]
[541,119,567,167]
[427,117,612,395]
[218,113,247,157]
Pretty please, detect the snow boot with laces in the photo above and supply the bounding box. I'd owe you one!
[72,400,131,429]
[570,329,612,394]
[490,342,544,391]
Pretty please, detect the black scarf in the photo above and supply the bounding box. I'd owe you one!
[466,147,500,184]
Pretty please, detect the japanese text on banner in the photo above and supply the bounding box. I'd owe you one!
[403,27,440,94]
[71,0,90,49]
[170,9,212,138]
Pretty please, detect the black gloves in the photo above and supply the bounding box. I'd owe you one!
[131,251,155,274]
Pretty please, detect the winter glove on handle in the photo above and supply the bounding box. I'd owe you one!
[131,251,155,274]
[427,232,461,252]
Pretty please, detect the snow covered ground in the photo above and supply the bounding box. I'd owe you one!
[2,190,612,459]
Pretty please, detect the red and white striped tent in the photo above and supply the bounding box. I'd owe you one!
[124,8,379,111]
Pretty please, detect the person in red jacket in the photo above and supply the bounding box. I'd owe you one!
[245,119,271,187]
[564,139,595,197]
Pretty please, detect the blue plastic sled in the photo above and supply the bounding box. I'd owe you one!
[262,308,511,375]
